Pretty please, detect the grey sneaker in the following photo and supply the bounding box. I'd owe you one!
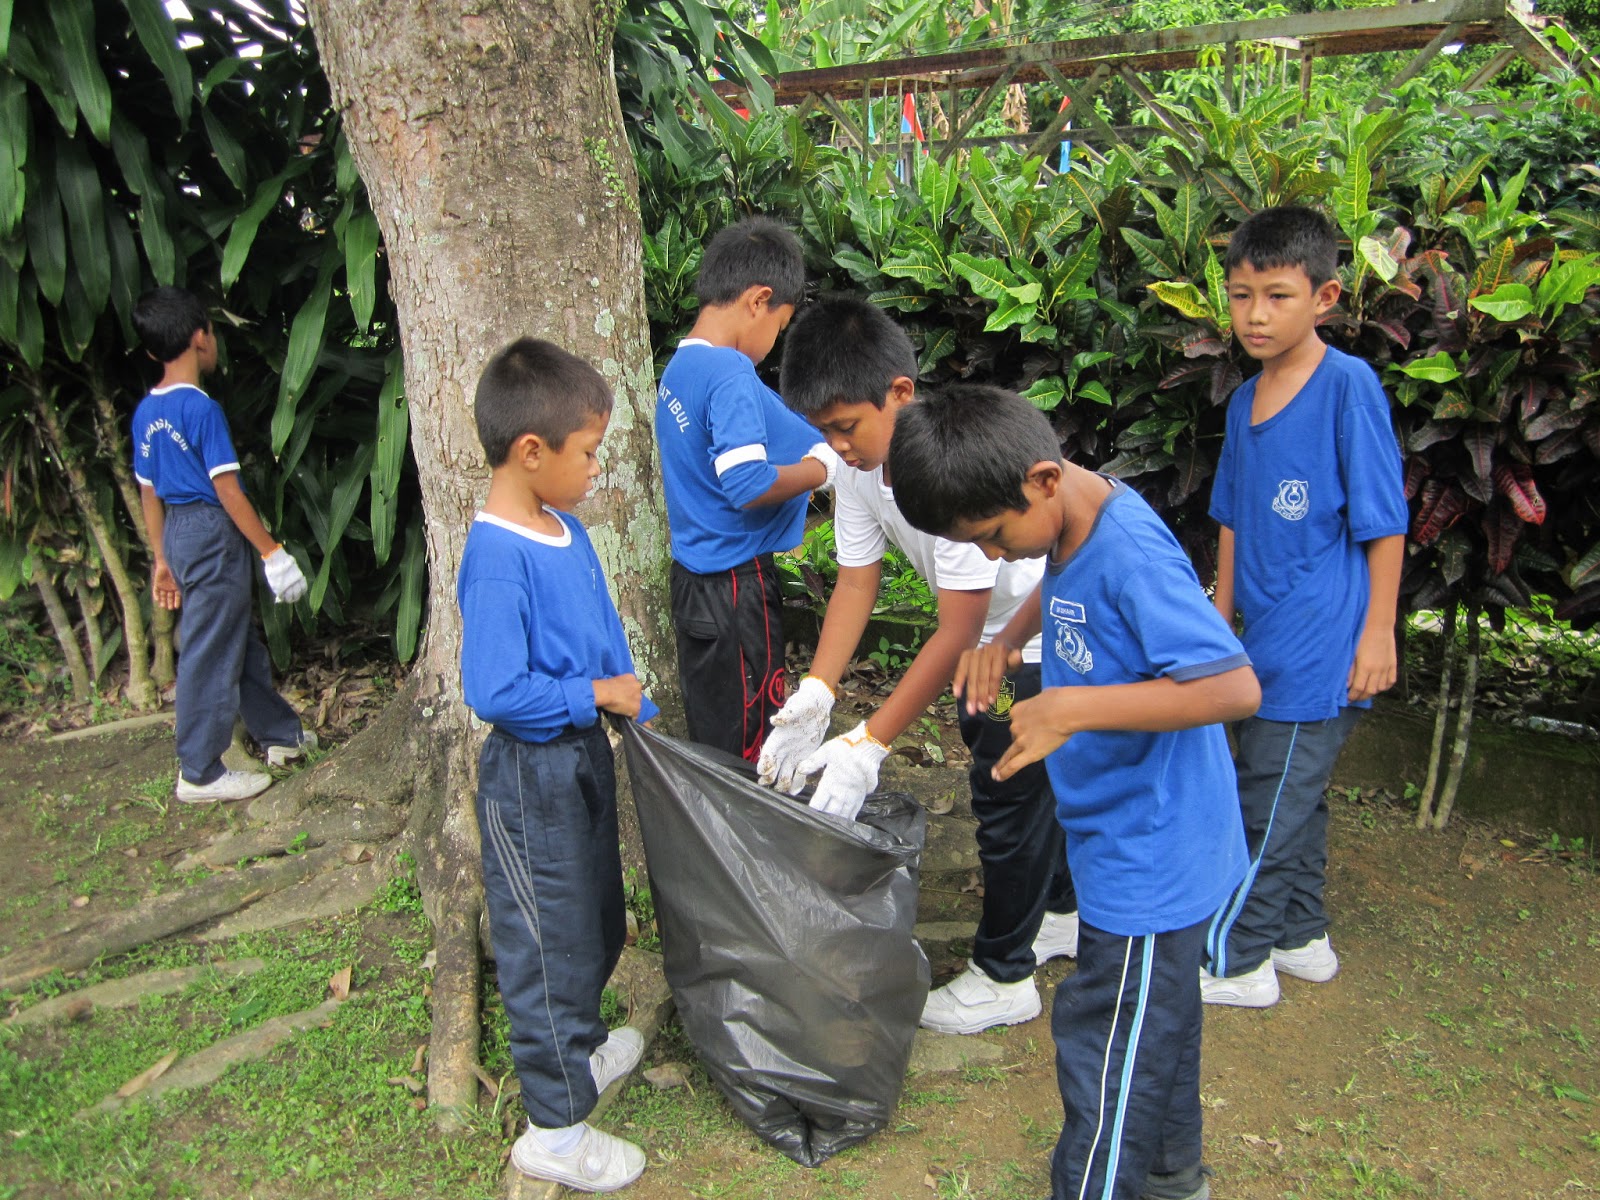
[175,769,273,804]
[919,961,1041,1035]
[591,1026,644,1095]
[1200,959,1279,1008]
[265,731,319,768]
[511,1122,645,1192]
[1142,1163,1214,1200]
[1272,934,1339,982]
[1031,909,1080,963]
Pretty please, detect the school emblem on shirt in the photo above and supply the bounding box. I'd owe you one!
[1049,598,1093,675]
[987,676,1016,721]
[1272,479,1310,521]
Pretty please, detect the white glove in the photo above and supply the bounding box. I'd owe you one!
[758,675,835,793]
[263,545,308,604]
[797,720,890,821]
[805,442,841,492]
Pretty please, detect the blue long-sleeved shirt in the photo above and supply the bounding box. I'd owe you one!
[457,512,659,741]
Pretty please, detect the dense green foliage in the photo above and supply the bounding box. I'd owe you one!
[636,74,1600,630]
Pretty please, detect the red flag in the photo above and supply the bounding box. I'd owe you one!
[901,92,925,142]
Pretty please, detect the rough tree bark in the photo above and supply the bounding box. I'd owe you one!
[302,0,674,1131]
[36,573,92,703]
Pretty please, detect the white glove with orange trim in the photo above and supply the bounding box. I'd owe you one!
[805,442,841,492]
[758,675,835,793]
[797,720,890,821]
[263,545,308,604]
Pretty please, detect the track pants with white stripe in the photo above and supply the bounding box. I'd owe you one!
[477,725,625,1129]
[1050,917,1207,1200]
[1205,710,1361,978]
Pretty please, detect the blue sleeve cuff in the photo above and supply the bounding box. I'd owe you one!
[720,460,779,508]
[637,695,661,725]
[1350,521,1409,542]
[1167,651,1252,683]
[561,676,598,728]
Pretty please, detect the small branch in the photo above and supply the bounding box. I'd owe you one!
[1415,603,1456,829]
[1432,605,1481,830]
[36,575,91,702]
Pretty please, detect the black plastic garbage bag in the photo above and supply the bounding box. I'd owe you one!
[620,722,931,1166]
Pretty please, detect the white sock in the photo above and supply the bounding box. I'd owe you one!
[532,1122,585,1155]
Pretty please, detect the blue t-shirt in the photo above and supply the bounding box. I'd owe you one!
[1041,480,1250,937]
[656,340,820,573]
[130,384,241,505]
[457,512,660,743]
[1209,345,1409,722]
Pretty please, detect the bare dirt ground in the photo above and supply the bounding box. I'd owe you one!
[2,720,1597,1200]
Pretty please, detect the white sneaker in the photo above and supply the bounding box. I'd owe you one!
[175,769,273,804]
[1272,935,1340,983]
[1200,959,1279,1008]
[1031,909,1080,963]
[511,1122,645,1192]
[919,961,1041,1035]
[591,1026,644,1095]
[265,731,319,767]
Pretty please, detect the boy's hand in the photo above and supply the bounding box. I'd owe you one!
[758,675,834,793]
[804,442,841,492]
[796,721,889,821]
[594,674,644,719]
[952,641,1022,716]
[152,561,182,610]
[1347,628,1397,702]
[991,690,1074,782]
[262,546,308,604]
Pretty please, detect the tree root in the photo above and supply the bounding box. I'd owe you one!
[0,845,348,993]
[178,804,407,872]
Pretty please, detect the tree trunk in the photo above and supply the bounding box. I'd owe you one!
[37,574,92,703]
[1432,604,1480,831]
[75,582,106,686]
[303,0,675,1130]
[1415,602,1456,829]
[88,367,176,687]
[30,389,158,710]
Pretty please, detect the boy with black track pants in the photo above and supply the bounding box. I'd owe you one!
[1201,206,1409,1009]
[458,339,658,1193]
[889,384,1260,1200]
[655,216,839,762]
[763,296,1078,1038]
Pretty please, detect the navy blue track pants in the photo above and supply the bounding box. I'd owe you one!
[477,725,625,1129]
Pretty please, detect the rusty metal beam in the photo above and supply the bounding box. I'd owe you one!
[1033,62,1117,157]
[1461,44,1521,89]
[712,0,1510,105]
[817,91,872,156]
[1116,64,1198,149]
[1364,21,1469,111]
[937,65,1020,165]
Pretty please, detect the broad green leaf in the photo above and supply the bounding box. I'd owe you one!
[49,0,112,144]
[878,248,946,287]
[1357,235,1398,283]
[0,73,26,237]
[1535,252,1600,318]
[15,272,41,366]
[122,0,193,126]
[1147,281,1214,322]
[1396,351,1461,383]
[832,246,881,287]
[1077,381,1113,406]
[0,0,11,58]
[1121,227,1181,279]
[395,518,426,663]
[221,173,287,290]
[138,191,175,285]
[916,326,956,376]
[1468,282,1534,323]
[271,256,336,455]
[1569,539,1600,590]
[1023,376,1065,412]
[370,351,407,565]
[967,179,1019,260]
[1204,250,1230,334]
[310,443,377,610]
[8,23,76,134]
[1431,390,1472,420]
[949,252,1018,303]
[55,136,109,314]
[983,288,1036,333]
[1332,143,1372,243]
[343,211,380,333]
[104,203,138,326]
[0,255,17,343]
[867,288,933,313]
[917,153,958,226]
[22,159,66,306]
[202,106,248,194]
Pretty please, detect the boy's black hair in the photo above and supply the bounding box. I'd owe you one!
[474,337,612,467]
[132,286,211,363]
[778,294,919,417]
[696,216,805,309]
[888,383,1063,536]
[1224,205,1339,288]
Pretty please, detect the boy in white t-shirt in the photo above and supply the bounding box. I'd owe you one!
[759,295,1078,1035]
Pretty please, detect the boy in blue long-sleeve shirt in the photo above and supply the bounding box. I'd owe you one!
[458,338,659,1193]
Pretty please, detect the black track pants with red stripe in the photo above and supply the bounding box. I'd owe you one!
[670,554,785,764]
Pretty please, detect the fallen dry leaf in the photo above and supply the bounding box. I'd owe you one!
[643,1063,693,1091]
[386,1075,425,1094]
[411,1044,427,1074]
[471,1064,501,1099]
[117,1051,180,1098]
[328,966,352,1001]
[411,1097,427,1112]
[70,895,89,909]
[340,843,372,865]
[64,997,94,1022]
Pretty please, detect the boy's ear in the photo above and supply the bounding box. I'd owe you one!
[742,284,775,313]
[1314,276,1342,313]
[510,432,544,467]
[884,376,917,408]
[1024,460,1064,497]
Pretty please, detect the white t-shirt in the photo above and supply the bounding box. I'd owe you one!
[833,465,1044,663]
